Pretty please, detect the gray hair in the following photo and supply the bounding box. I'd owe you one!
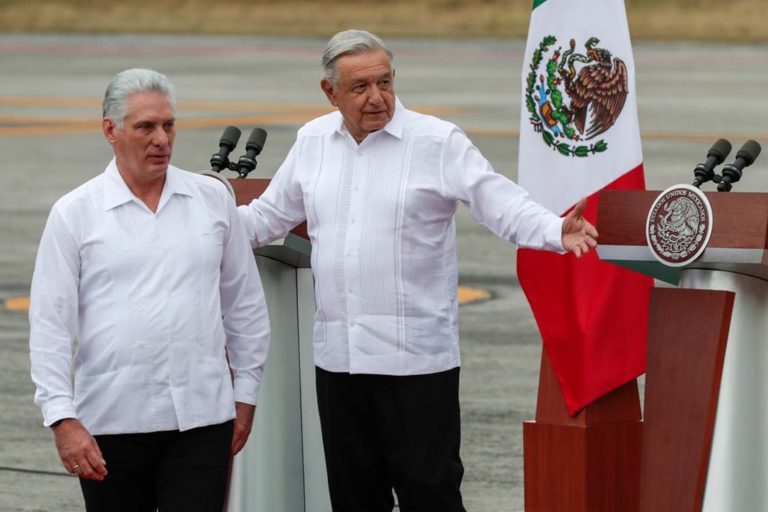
[322,29,393,88]
[102,68,176,128]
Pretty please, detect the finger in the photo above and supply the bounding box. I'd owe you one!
[569,197,588,219]
[231,430,249,456]
[576,237,594,257]
[83,441,107,478]
[231,439,242,456]
[231,438,243,456]
[79,453,108,481]
[84,451,108,479]
[583,220,599,238]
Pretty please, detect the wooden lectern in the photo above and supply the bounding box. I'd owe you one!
[222,179,331,512]
[523,344,643,511]
[596,189,768,512]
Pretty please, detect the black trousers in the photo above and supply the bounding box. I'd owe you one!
[315,366,466,512]
[79,420,233,512]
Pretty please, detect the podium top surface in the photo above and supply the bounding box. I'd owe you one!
[596,190,768,283]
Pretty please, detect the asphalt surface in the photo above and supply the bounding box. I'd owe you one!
[1,33,767,511]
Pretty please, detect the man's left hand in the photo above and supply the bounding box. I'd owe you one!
[561,198,598,257]
[231,402,256,456]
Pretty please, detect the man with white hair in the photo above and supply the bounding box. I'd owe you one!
[239,30,597,511]
[29,68,271,511]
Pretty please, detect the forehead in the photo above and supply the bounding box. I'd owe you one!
[336,49,393,82]
[125,91,174,121]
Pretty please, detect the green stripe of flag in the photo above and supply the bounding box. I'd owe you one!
[532,0,548,8]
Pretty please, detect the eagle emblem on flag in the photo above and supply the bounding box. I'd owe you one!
[525,36,629,158]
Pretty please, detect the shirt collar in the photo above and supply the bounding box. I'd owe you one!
[103,158,193,212]
[333,96,405,143]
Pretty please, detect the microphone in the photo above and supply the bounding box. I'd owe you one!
[692,138,731,188]
[210,126,242,172]
[236,128,268,179]
[717,140,762,192]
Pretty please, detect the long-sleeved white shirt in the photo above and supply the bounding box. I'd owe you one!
[30,159,270,434]
[239,99,562,376]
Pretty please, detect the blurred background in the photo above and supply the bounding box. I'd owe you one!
[1,1,766,511]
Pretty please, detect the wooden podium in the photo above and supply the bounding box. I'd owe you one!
[523,354,643,511]
[221,178,331,512]
[596,189,768,511]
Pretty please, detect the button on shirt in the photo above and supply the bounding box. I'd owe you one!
[30,160,270,434]
[239,98,562,376]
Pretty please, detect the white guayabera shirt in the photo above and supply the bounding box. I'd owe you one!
[239,99,563,376]
[30,160,271,435]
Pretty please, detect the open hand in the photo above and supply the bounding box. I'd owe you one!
[561,198,598,257]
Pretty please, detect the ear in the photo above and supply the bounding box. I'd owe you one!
[102,118,117,144]
[320,79,338,107]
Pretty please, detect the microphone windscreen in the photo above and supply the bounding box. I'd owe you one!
[736,140,761,166]
[220,126,242,149]
[246,128,267,152]
[707,138,732,164]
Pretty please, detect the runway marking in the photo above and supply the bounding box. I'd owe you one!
[0,95,764,142]
[0,96,338,111]
[0,97,763,142]
[6,288,490,312]
[458,286,492,305]
[4,297,29,312]
[0,96,465,137]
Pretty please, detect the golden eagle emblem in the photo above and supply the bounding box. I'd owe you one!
[524,35,630,157]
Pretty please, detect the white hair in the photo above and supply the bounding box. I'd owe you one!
[102,68,176,128]
[321,29,393,88]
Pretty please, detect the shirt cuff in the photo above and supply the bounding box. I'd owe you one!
[41,397,77,428]
[232,374,261,407]
[546,217,566,253]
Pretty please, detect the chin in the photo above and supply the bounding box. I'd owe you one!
[364,121,388,133]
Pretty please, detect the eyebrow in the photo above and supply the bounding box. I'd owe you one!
[351,71,393,85]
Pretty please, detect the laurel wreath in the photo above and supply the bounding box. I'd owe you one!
[649,227,700,259]
[525,36,608,158]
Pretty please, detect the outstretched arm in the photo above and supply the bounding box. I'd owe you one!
[561,198,598,257]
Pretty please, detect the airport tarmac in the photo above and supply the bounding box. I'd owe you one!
[1,33,767,511]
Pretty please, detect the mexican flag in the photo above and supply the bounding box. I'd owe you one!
[517,0,653,414]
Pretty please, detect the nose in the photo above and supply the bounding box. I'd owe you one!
[368,85,384,106]
[151,126,171,147]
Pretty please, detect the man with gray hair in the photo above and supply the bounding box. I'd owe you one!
[239,30,597,511]
[29,68,271,511]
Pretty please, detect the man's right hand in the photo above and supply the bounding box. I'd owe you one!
[52,419,108,481]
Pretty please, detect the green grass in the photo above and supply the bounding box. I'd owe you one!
[0,0,766,41]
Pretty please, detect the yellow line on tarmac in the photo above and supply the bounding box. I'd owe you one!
[457,286,491,305]
[0,96,464,115]
[0,97,465,137]
[4,297,30,312]
[0,96,100,107]
[0,96,303,109]
[5,288,490,312]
